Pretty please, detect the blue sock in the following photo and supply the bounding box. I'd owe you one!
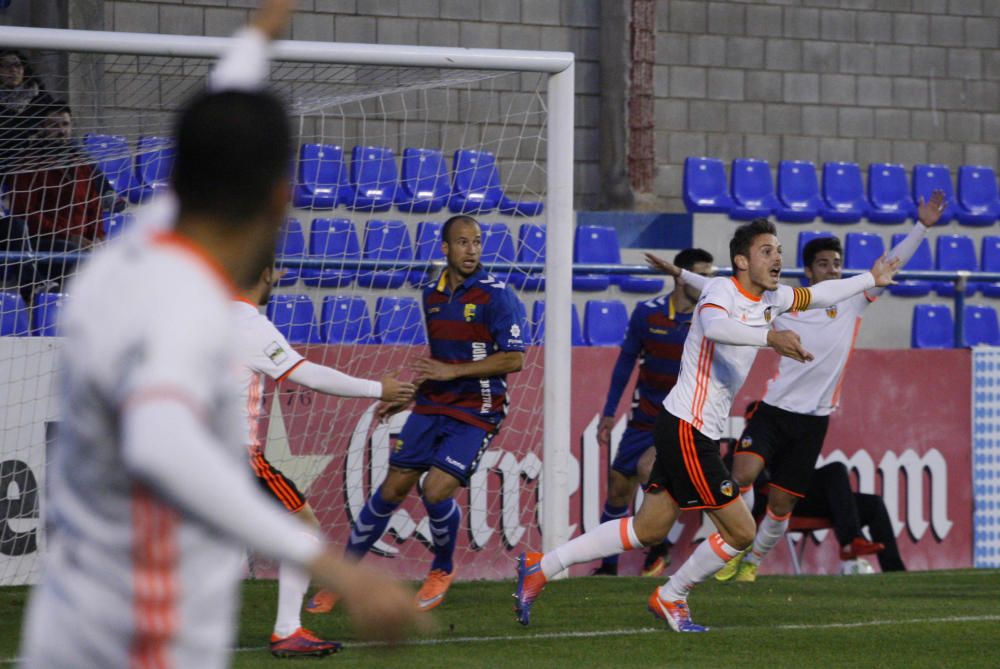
[423,497,461,574]
[346,488,399,560]
[599,503,630,569]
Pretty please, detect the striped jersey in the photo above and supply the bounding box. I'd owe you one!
[413,267,527,431]
[664,276,811,440]
[602,293,692,430]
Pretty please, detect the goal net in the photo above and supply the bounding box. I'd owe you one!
[0,30,574,585]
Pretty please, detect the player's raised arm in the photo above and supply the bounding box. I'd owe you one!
[645,252,711,293]
[208,0,293,92]
[286,362,415,403]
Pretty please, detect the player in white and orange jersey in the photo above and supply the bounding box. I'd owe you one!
[514,217,900,632]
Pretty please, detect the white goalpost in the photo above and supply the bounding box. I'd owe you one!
[0,25,573,585]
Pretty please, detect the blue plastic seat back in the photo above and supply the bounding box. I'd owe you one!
[309,218,361,260]
[822,162,867,221]
[683,157,732,213]
[410,221,444,287]
[266,294,318,344]
[83,134,135,197]
[450,149,503,212]
[399,148,450,210]
[574,225,622,265]
[517,223,546,265]
[135,136,174,191]
[888,233,933,297]
[529,300,584,346]
[0,292,28,336]
[776,160,821,220]
[274,218,306,285]
[103,213,134,238]
[296,143,348,205]
[868,163,915,222]
[584,300,628,346]
[936,234,977,272]
[373,296,426,345]
[844,232,885,270]
[358,220,413,288]
[346,146,398,210]
[912,164,956,224]
[957,165,1000,222]
[481,222,516,281]
[796,231,838,268]
[964,304,1000,347]
[911,304,954,349]
[731,158,778,211]
[31,292,64,336]
[320,296,373,344]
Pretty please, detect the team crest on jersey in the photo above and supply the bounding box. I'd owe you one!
[264,341,288,365]
[739,435,753,450]
[826,305,838,319]
[764,307,773,323]
[720,480,735,498]
[393,438,404,453]
[464,304,477,322]
[428,306,441,315]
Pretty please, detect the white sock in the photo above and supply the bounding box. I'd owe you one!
[273,531,319,637]
[540,517,642,579]
[744,508,789,567]
[739,485,755,513]
[660,533,740,601]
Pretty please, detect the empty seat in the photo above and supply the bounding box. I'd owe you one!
[130,136,174,203]
[410,221,445,287]
[955,165,1000,226]
[964,304,1000,347]
[796,231,838,268]
[573,225,614,291]
[683,156,733,214]
[479,222,517,285]
[980,236,1000,298]
[843,232,885,270]
[343,145,398,212]
[319,295,373,344]
[449,149,503,214]
[302,218,360,288]
[775,160,822,223]
[83,134,136,199]
[396,148,451,214]
[729,158,779,220]
[888,233,933,297]
[912,164,956,225]
[293,143,349,209]
[516,223,546,291]
[356,220,412,290]
[867,163,916,224]
[373,296,426,345]
[584,300,628,346]
[266,294,318,345]
[102,212,134,239]
[821,161,867,223]
[911,304,954,349]
[31,292,64,336]
[274,218,305,286]
[0,292,28,336]
[529,300,585,346]
[935,234,977,297]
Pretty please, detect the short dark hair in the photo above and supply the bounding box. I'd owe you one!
[441,215,479,244]
[802,236,843,269]
[173,89,291,229]
[674,248,713,271]
[730,217,777,268]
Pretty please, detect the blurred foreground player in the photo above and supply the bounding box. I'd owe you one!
[19,4,423,668]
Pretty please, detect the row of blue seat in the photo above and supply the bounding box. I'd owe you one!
[685,157,1000,225]
[82,135,542,216]
[0,292,62,336]
[913,304,999,348]
[798,230,1000,297]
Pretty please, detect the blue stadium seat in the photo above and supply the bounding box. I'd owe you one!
[343,146,398,212]
[584,300,628,346]
[843,232,885,270]
[980,236,1000,298]
[529,300,584,346]
[888,233,933,297]
[775,160,822,223]
[410,221,445,287]
[356,220,412,290]
[0,292,29,336]
[83,134,136,199]
[396,148,450,214]
[935,234,977,297]
[274,218,305,286]
[130,136,174,203]
[516,223,546,292]
[729,158,779,220]
[821,162,867,223]
[266,294,319,344]
[480,222,517,285]
[683,157,733,214]
[911,304,954,349]
[302,218,360,288]
[963,304,1000,347]
[293,143,349,209]
[573,225,614,291]
[867,163,916,224]
[449,149,503,214]
[955,165,1000,226]
[31,292,64,337]
[796,231,838,268]
[373,296,426,345]
[912,164,957,225]
[319,296,373,344]
[102,213,134,239]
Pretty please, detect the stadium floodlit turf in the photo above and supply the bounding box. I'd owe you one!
[2,570,998,668]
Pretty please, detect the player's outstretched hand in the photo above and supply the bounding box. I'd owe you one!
[869,254,902,287]
[597,416,615,449]
[411,357,454,384]
[644,252,681,277]
[767,329,814,363]
[380,372,416,404]
[917,189,946,228]
[251,0,294,40]
[374,400,410,423]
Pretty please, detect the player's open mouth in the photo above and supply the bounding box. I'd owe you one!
[769,268,781,278]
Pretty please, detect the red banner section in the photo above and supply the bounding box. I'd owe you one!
[268,346,971,580]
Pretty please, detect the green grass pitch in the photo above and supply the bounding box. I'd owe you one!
[2,570,999,668]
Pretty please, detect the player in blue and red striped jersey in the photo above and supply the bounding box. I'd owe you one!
[315,214,526,613]
[593,248,714,577]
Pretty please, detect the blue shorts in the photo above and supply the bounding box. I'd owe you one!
[611,426,655,478]
[389,412,496,486]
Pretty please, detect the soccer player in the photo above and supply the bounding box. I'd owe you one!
[709,191,945,583]
[234,263,415,657]
[514,218,900,632]
[314,214,527,613]
[19,3,422,667]
[593,248,714,578]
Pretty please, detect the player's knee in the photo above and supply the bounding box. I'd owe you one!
[632,516,669,547]
[728,524,756,550]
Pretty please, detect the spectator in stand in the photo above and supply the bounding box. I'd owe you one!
[0,50,48,168]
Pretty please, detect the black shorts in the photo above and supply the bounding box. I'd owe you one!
[736,401,829,497]
[251,452,307,513]
[645,410,741,510]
